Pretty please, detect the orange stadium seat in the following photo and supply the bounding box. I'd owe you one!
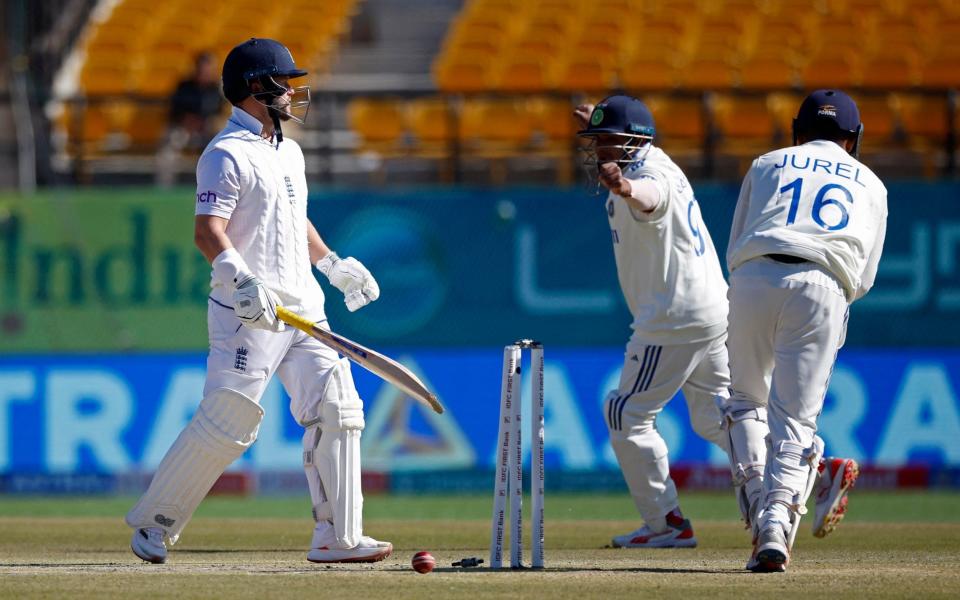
[459,99,535,150]
[620,57,677,91]
[527,97,577,143]
[81,64,132,95]
[918,56,960,88]
[408,98,455,149]
[738,55,799,89]
[895,93,950,141]
[126,104,169,148]
[856,95,901,145]
[492,58,554,93]
[434,57,494,93]
[347,98,408,155]
[860,53,920,89]
[766,91,804,137]
[677,56,737,90]
[800,55,861,89]
[712,94,781,159]
[556,57,616,93]
[646,96,706,149]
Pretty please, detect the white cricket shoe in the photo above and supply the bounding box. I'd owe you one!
[751,523,789,573]
[611,511,697,548]
[812,457,860,538]
[307,524,392,563]
[131,527,167,564]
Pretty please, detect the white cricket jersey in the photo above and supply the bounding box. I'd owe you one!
[606,146,728,344]
[727,140,888,302]
[196,106,324,314]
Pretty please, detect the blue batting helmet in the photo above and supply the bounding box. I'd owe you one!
[578,95,656,139]
[222,38,308,105]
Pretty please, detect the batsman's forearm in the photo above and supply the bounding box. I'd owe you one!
[306,221,332,264]
[195,215,234,263]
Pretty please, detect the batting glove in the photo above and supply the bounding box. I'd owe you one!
[316,252,380,312]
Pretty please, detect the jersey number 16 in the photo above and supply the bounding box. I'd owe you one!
[780,177,853,231]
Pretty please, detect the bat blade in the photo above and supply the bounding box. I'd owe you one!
[276,306,444,414]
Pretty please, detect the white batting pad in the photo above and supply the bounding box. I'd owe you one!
[303,359,365,549]
[125,388,263,543]
[720,401,769,529]
[763,435,824,549]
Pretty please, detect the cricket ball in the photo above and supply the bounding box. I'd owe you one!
[412,551,436,574]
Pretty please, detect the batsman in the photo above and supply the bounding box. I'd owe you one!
[125,38,391,564]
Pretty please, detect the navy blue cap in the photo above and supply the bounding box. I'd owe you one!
[578,95,656,138]
[222,38,307,104]
[795,89,860,134]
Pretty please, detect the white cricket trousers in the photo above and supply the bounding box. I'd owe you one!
[725,257,848,522]
[605,333,729,528]
[205,297,342,424]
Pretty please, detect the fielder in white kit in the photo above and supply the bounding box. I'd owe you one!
[125,38,391,564]
[576,95,861,551]
[576,95,735,547]
[723,89,887,572]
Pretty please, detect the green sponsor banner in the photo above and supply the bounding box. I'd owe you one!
[0,189,211,351]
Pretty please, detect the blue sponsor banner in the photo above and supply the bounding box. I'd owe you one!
[1,348,959,475]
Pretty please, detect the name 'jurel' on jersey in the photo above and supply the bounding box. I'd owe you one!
[727,140,888,301]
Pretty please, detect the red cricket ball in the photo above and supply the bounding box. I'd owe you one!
[412,551,436,574]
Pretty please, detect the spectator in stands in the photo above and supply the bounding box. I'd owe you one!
[156,52,223,186]
[169,51,223,146]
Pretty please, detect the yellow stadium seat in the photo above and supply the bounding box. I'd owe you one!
[527,97,577,142]
[555,57,616,93]
[767,91,805,136]
[493,58,554,93]
[433,56,494,92]
[737,55,798,89]
[408,98,454,146]
[918,56,960,87]
[126,104,169,148]
[860,53,920,89]
[459,99,535,148]
[620,57,677,91]
[81,64,133,95]
[895,93,949,141]
[856,94,900,143]
[799,55,861,89]
[712,94,779,153]
[347,98,408,155]
[646,96,705,148]
[676,56,737,90]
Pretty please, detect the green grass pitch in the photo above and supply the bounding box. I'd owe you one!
[2,491,958,599]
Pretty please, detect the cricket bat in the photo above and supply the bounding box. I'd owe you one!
[275,306,444,414]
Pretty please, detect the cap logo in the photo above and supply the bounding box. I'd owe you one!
[818,105,837,117]
[591,108,604,126]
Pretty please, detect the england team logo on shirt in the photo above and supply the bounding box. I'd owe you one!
[284,176,295,205]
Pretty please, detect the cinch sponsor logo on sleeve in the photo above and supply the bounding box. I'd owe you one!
[197,191,218,203]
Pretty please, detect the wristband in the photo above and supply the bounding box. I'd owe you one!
[211,247,254,287]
